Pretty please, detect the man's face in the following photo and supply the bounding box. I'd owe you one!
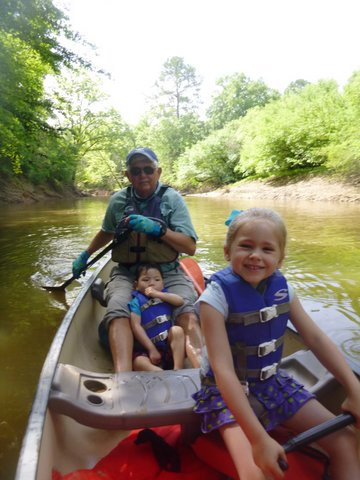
[125,156,161,198]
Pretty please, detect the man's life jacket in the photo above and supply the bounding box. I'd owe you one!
[205,267,290,382]
[132,289,173,349]
[112,186,179,265]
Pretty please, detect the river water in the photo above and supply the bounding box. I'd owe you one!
[1,195,360,479]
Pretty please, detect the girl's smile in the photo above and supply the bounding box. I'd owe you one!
[224,219,283,288]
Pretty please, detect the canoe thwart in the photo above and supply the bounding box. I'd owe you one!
[49,364,201,430]
[49,350,334,432]
[280,349,334,394]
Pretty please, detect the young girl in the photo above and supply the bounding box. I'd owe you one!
[193,208,360,480]
[129,263,186,371]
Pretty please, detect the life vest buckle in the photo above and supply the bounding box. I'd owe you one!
[158,331,168,341]
[151,330,169,344]
[257,340,276,357]
[259,362,278,380]
[259,305,277,322]
[241,381,249,396]
[156,314,170,324]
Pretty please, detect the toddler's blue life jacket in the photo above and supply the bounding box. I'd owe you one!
[132,289,173,349]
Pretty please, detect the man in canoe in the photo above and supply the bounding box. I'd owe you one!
[72,147,202,372]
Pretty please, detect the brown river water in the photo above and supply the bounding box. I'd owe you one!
[1,195,360,479]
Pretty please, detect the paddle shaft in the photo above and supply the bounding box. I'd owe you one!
[59,240,117,289]
[43,230,129,291]
[278,413,355,471]
[283,412,355,453]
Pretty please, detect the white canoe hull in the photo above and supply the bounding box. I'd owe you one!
[15,258,348,480]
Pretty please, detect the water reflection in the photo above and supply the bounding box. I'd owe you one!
[0,195,360,478]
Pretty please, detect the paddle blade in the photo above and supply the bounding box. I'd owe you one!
[41,275,77,291]
[42,284,67,292]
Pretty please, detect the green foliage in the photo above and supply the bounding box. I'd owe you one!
[324,72,360,174]
[2,1,360,195]
[49,68,134,190]
[284,79,311,95]
[135,113,206,183]
[175,120,243,188]
[0,0,80,71]
[206,73,280,131]
[237,80,344,176]
[0,0,91,186]
[0,30,51,176]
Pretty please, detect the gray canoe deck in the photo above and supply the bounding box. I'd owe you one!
[49,349,334,430]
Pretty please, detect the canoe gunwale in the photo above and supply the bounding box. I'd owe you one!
[15,258,110,480]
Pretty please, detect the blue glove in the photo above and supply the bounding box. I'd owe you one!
[72,250,90,278]
[128,214,161,236]
[225,209,244,226]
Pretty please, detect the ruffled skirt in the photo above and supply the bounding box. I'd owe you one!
[192,369,315,433]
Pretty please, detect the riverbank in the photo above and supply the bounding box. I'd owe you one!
[0,177,81,204]
[2,173,360,204]
[189,173,360,203]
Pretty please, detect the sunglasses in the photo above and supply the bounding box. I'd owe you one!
[130,166,156,176]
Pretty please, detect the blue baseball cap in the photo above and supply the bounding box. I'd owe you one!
[126,147,159,166]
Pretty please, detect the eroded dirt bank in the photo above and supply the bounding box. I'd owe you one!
[190,175,360,203]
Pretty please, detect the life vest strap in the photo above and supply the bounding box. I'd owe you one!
[236,362,279,381]
[141,297,163,312]
[231,335,284,358]
[151,330,169,344]
[144,314,171,330]
[228,302,290,326]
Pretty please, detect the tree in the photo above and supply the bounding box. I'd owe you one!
[134,113,206,183]
[237,80,344,176]
[0,0,83,72]
[49,68,134,189]
[152,56,202,118]
[285,79,311,95]
[176,119,243,189]
[0,0,90,183]
[206,73,280,131]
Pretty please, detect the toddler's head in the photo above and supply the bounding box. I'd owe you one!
[135,263,164,294]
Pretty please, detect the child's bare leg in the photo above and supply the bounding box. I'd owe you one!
[168,326,185,370]
[133,355,163,372]
[220,423,265,480]
[282,399,360,480]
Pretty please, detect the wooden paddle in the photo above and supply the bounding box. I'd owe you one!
[278,413,356,471]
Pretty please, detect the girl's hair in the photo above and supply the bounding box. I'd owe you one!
[135,262,163,281]
[226,208,287,259]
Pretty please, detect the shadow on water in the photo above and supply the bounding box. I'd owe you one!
[1,195,360,478]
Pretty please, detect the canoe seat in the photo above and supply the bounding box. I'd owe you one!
[49,365,201,430]
[49,350,336,431]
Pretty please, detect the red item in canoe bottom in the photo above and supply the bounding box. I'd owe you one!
[191,428,328,480]
[52,425,224,480]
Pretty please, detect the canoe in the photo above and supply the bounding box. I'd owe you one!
[15,257,353,480]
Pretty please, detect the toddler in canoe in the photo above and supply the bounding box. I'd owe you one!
[129,262,186,371]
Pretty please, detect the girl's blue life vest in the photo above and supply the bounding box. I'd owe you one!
[132,288,173,349]
[205,267,290,382]
[112,185,178,265]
